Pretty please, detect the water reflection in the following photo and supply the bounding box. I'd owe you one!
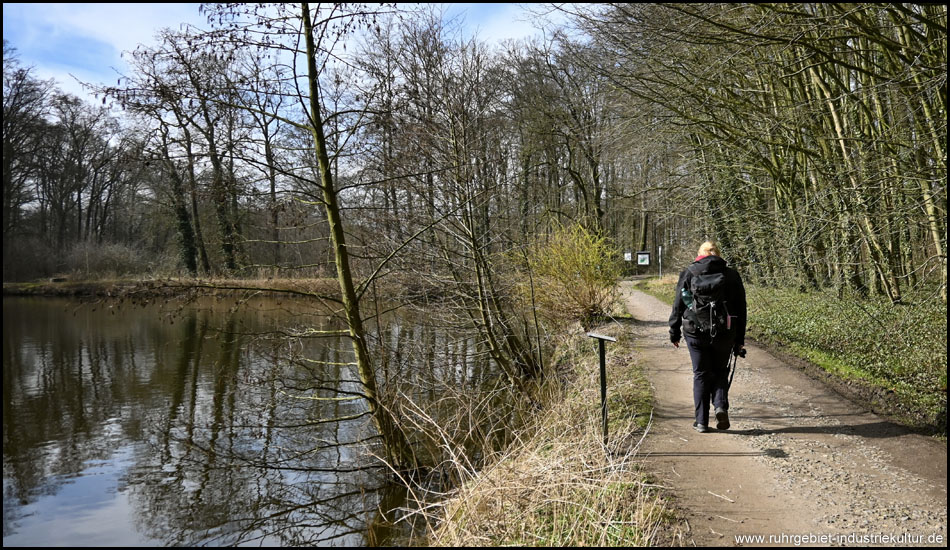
[2,296,501,546]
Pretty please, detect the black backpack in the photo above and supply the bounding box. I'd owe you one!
[682,264,732,338]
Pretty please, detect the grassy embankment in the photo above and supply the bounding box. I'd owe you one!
[428,318,680,547]
[637,276,947,435]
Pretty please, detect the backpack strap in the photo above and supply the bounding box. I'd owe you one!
[684,263,702,301]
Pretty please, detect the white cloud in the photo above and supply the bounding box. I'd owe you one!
[4,3,206,99]
[52,3,205,55]
[9,3,205,56]
[444,3,570,47]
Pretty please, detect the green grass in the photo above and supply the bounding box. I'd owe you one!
[634,277,947,433]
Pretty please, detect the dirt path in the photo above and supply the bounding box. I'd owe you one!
[621,283,947,547]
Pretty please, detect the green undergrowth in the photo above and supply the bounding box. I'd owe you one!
[634,276,947,434]
[429,324,676,546]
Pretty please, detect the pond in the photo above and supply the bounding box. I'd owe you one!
[2,295,500,546]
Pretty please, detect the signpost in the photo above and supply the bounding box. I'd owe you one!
[586,332,616,446]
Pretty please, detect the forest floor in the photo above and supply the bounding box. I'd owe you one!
[620,282,947,547]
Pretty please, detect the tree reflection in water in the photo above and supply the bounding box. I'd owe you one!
[3,297,497,546]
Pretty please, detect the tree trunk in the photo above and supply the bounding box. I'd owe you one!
[302,2,415,471]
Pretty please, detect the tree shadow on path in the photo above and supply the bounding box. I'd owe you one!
[727,420,915,440]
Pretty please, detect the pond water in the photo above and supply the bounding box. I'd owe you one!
[2,296,498,546]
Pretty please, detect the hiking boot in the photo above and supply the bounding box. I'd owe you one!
[693,422,708,433]
[715,408,730,431]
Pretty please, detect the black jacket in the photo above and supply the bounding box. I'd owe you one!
[668,255,747,347]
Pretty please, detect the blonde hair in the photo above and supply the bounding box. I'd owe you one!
[698,241,721,257]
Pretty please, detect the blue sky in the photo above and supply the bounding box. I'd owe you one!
[3,3,559,101]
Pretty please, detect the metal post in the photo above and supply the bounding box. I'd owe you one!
[587,333,616,446]
[599,338,607,446]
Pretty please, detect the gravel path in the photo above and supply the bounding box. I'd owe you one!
[621,283,947,547]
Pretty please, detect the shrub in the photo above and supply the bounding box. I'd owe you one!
[2,237,58,281]
[63,241,152,278]
[520,224,621,331]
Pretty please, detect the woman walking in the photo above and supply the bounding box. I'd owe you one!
[669,241,747,433]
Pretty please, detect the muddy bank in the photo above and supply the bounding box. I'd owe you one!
[2,278,340,300]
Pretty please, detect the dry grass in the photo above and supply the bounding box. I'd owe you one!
[425,325,673,547]
[634,274,680,306]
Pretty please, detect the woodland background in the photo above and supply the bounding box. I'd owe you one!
[4,4,944,304]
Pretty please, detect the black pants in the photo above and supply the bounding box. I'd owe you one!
[685,336,733,427]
